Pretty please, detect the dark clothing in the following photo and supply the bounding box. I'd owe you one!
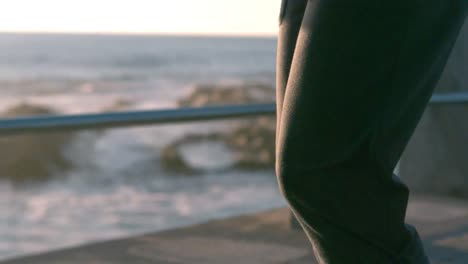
[275,0,468,263]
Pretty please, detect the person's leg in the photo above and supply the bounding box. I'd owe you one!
[276,0,310,230]
[275,0,468,263]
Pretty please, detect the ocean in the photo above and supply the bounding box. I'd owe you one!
[0,33,285,260]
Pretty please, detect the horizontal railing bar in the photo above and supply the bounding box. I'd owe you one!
[430,92,468,104]
[0,92,467,136]
[0,103,275,136]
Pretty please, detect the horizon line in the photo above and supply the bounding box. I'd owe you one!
[0,30,278,38]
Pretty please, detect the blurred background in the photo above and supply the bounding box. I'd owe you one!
[0,0,287,260]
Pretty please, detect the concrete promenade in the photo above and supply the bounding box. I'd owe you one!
[2,195,468,263]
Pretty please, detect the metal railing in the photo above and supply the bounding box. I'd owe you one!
[0,92,467,136]
[0,103,275,136]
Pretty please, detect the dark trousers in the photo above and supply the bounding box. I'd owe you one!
[275,0,467,263]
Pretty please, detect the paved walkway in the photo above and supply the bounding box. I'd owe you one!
[2,195,468,263]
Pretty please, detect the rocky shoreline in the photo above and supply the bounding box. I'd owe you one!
[160,82,276,174]
[0,103,76,182]
[0,81,278,181]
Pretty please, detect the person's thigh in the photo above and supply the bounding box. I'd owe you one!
[276,0,467,262]
[277,0,418,169]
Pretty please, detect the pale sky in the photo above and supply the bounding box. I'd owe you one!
[0,0,282,36]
